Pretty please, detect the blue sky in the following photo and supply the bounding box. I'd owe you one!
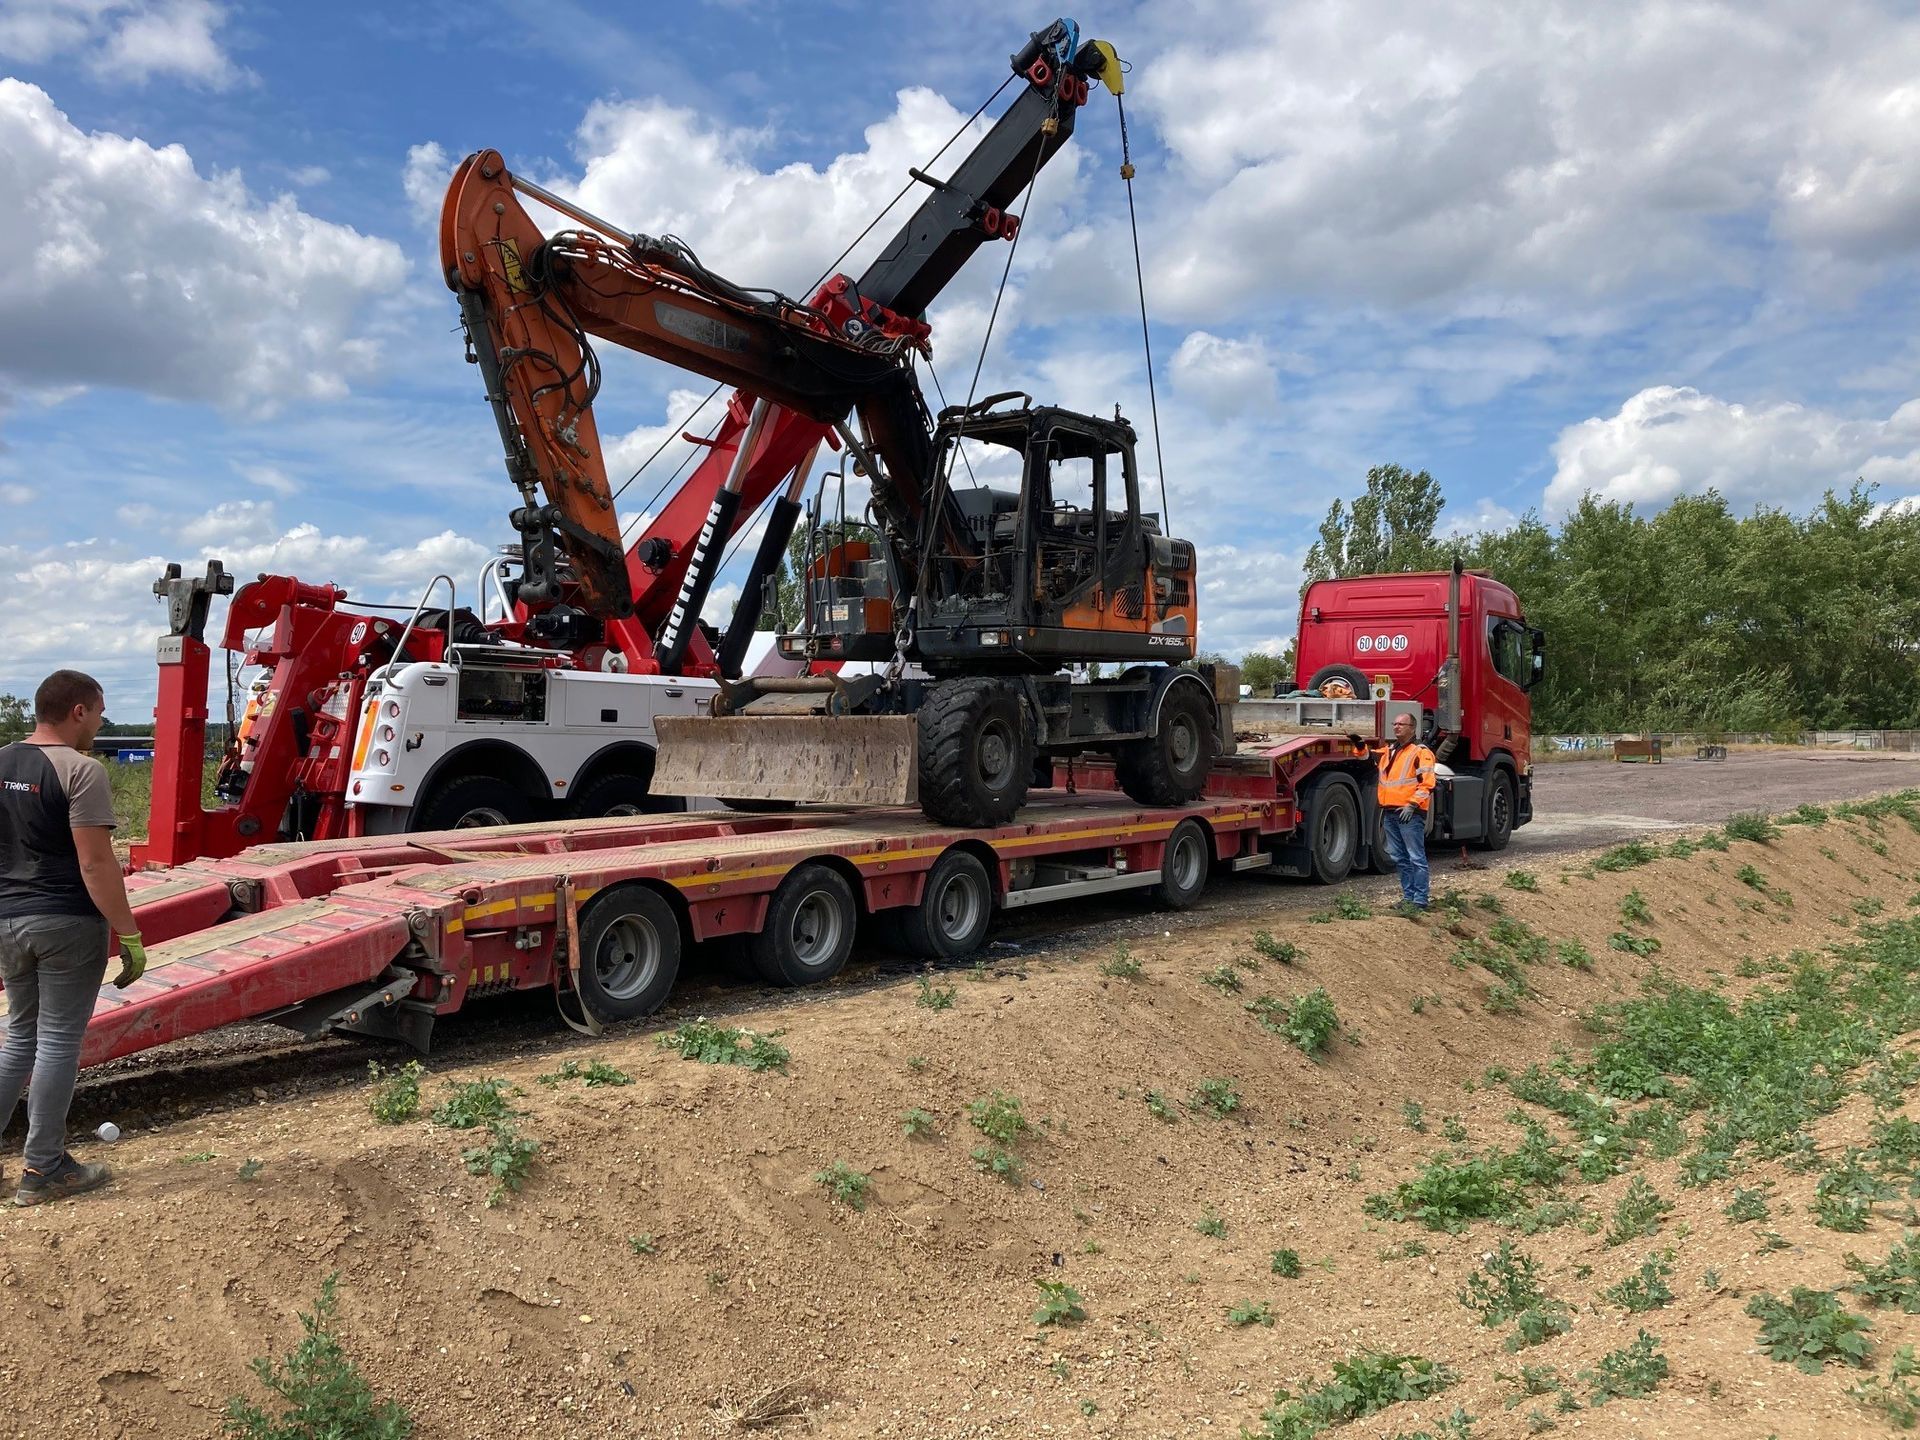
[2,0,1917,713]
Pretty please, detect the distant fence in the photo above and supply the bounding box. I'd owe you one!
[1539,731,1920,755]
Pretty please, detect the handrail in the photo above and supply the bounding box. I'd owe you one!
[376,574,455,682]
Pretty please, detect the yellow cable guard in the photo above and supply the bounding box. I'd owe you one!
[1092,39,1125,95]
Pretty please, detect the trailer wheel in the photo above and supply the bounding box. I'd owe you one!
[1479,770,1514,852]
[575,886,681,1022]
[413,774,534,831]
[1366,804,1396,875]
[1306,664,1370,699]
[897,849,993,960]
[1152,818,1211,909]
[918,679,1032,828]
[1116,682,1216,808]
[1301,778,1359,884]
[750,863,857,987]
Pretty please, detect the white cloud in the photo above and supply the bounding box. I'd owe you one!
[401,141,450,227]
[238,463,300,497]
[0,81,406,413]
[0,511,494,710]
[1546,385,1920,514]
[0,482,31,505]
[1130,2,1920,318]
[0,0,242,88]
[1169,332,1281,419]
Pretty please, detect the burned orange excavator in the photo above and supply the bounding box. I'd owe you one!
[444,17,1222,827]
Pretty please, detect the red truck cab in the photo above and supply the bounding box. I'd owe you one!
[1292,566,1543,849]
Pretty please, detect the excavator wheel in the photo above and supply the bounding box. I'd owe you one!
[1115,682,1217,808]
[917,678,1032,828]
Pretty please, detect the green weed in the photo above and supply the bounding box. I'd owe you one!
[1251,930,1298,964]
[1603,1253,1675,1313]
[1725,1185,1772,1223]
[431,1078,518,1130]
[657,1019,790,1071]
[916,975,958,1009]
[1604,1177,1670,1246]
[813,1160,872,1211]
[627,1233,655,1256]
[221,1274,410,1440]
[1194,1206,1227,1238]
[902,1107,939,1139]
[537,1058,631,1087]
[1850,1344,1920,1429]
[366,1061,423,1125]
[1100,945,1144,980]
[1595,841,1658,872]
[1618,890,1652,926]
[1725,811,1780,843]
[1203,964,1244,993]
[1581,1331,1668,1405]
[460,1121,539,1207]
[1607,931,1661,957]
[1189,1077,1242,1118]
[1271,1248,1304,1278]
[1334,894,1373,920]
[1228,1299,1275,1328]
[1244,1352,1457,1440]
[1556,939,1596,972]
[1145,1089,1177,1122]
[1505,870,1539,892]
[1402,1101,1428,1133]
[1746,1287,1873,1373]
[1459,1240,1548,1326]
[1848,1234,1920,1312]
[1032,1279,1085,1326]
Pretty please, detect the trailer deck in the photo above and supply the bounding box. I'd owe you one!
[26,741,1399,1072]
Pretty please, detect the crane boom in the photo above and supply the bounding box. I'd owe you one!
[440,17,1107,674]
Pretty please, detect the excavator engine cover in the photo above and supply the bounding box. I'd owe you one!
[652,715,920,808]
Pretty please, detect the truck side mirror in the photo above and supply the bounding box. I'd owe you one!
[1528,629,1546,689]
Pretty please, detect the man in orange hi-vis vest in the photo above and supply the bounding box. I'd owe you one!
[1372,711,1437,911]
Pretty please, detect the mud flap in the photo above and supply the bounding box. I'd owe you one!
[651,715,920,807]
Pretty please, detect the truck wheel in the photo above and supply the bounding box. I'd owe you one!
[574,886,681,1022]
[918,679,1032,828]
[897,849,993,960]
[749,863,857,986]
[571,771,679,819]
[1306,664,1370,699]
[1479,770,1514,852]
[1366,804,1396,874]
[1116,683,1216,808]
[1152,818,1211,909]
[1302,778,1359,884]
[413,774,533,831]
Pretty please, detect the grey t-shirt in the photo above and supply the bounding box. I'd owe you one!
[0,742,116,919]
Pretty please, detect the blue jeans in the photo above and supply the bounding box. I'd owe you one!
[1381,810,1430,907]
[0,914,109,1171]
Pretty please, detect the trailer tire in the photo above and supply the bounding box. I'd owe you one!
[575,886,681,1022]
[1301,777,1360,884]
[750,863,858,987]
[413,774,534,831]
[1307,664,1371,699]
[1116,682,1216,808]
[918,679,1032,828]
[897,849,993,960]
[1366,804,1396,875]
[1152,818,1211,909]
[1479,769,1515,852]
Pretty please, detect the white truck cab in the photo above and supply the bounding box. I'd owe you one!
[347,651,717,832]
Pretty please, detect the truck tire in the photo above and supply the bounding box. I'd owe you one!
[1479,770,1515,852]
[896,849,993,960]
[413,774,534,831]
[749,863,858,987]
[1116,682,1216,808]
[1366,803,1396,875]
[1307,664,1370,699]
[1151,817,1211,909]
[918,679,1032,828]
[574,885,681,1022]
[1301,777,1359,884]
[571,771,680,819]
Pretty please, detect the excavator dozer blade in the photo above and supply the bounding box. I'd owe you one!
[651,715,920,808]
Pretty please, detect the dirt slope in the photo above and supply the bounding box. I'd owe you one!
[12,806,1920,1439]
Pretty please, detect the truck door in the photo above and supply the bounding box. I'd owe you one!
[1481,614,1534,758]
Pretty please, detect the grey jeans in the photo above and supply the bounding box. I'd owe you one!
[0,913,109,1171]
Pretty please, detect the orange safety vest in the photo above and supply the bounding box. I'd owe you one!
[1376,741,1436,812]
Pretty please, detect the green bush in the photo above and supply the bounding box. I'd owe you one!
[366,1061,423,1125]
[1189,1077,1241,1118]
[1581,1331,1668,1405]
[1602,1253,1675,1313]
[1244,1352,1456,1440]
[1032,1279,1086,1326]
[658,1019,789,1071]
[222,1274,411,1440]
[430,1078,517,1130]
[1271,1248,1303,1278]
[1725,811,1780,844]
[813,1160,872,1211]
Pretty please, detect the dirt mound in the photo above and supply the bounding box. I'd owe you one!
[11,806,1920,1438]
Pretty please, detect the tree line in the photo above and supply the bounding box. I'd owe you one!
[1264,464,1920,734]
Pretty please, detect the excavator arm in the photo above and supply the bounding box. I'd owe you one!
[440,16,1112,674]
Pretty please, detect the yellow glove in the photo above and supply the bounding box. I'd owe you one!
[113,933,147,989]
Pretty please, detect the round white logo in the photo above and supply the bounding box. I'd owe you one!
[349,621,368,645]
[1374,633,1391,651]
[1391,634,1409,652]
[1356,635,1374,653]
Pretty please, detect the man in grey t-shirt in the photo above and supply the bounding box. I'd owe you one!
[0,669,146,1204]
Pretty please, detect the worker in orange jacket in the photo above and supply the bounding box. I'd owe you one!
[1372,711,1436,911]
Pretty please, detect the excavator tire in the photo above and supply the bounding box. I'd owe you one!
[917,678,1032,828]
[1115,682,1216,808]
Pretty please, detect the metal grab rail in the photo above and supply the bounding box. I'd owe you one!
[376,574,455,682]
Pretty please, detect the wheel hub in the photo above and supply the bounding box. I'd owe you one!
[791,892,845,965]
[594,915,661,999]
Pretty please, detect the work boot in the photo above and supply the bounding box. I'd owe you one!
[14,1153,111,1206]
